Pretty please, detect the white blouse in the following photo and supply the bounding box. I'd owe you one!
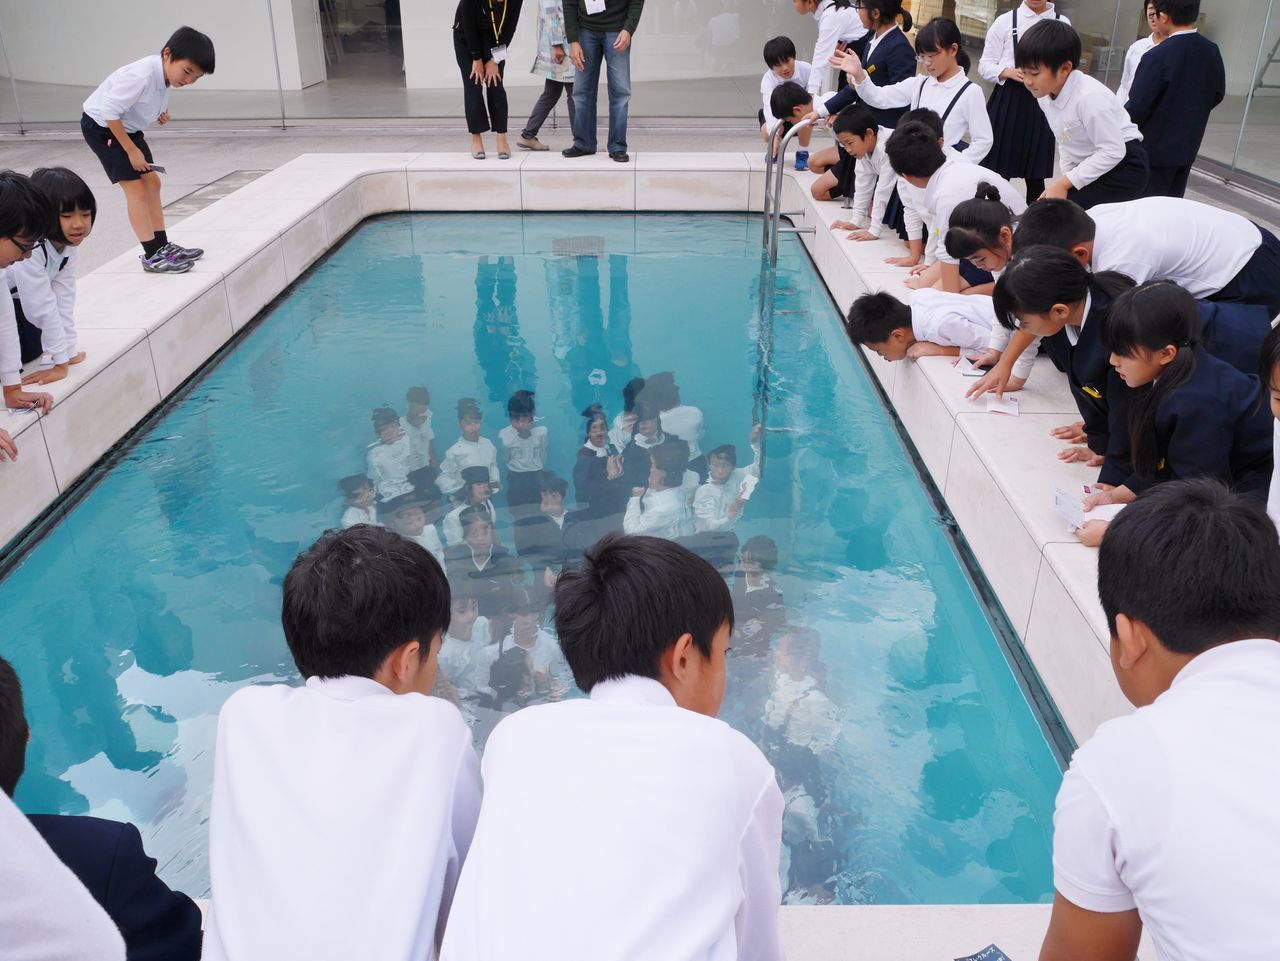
[855,70,994,163]
[978,3,1070,85]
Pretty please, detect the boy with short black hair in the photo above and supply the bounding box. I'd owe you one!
[441,533,784,961]
[499,389,548,514]
[760,37,813,150]
[367,405,414,502]
[1040,478,1280,960]
[81,27,214,274]
[0,170,56,414]
[769,81,828,173]
[207,526,481,961]
[1124,0,1224,198]
[823,104,897,240]
[1015,19,1149,207]
[338,473,379,528]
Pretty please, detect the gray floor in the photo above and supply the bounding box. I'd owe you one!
[1,124,1276,275]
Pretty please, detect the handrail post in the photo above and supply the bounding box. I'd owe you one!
[767,118,814,264]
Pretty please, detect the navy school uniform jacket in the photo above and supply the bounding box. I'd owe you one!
[1125,31,1225,168]
[28,814,203,961]
[1115,347,1273,497]
[822,27,918,128]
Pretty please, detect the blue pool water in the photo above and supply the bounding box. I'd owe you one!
[0,214,1063,903]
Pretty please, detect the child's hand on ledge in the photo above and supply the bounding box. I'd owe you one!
[0,428,15,462]
[1075,519,1109,548]
[848,229,878,241]
[1058,446,1104,467]
[1051,421,1087,444]
[3,384,52,414]
[906,342,955,360]
[22,364,68,386]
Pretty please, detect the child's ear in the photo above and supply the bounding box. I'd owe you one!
[1069,244,1092,267]
[1113,614,1151,672]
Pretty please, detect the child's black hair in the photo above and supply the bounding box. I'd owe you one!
[992,245,1135,331]
[641,371,680,411]
[28,168,96,244]
[944,182,1015,262]
[621,377,645,413]
[164,26,216,75]
[581,402,609,439]
[769,81,813,125]
[860,0,913,32]
[338,473,372,498]
[0,170,55,243]
[458,504,493,535]
[371,405,399,431]
[631,400,660,426]
[539,471,569,497]
[1011,198,1097,252]
[406,385,430,406]
[886,121,947,179]
[507,389,535,417]
[1259,322,1280,385]
[832,104,877,139]
[708,444,738,467]
[742,535,779,572]
[1102,281,1200,480]
[554,533,734,692]
[1098,478,1280,654]
[456,397,482,422]
[1151,0,1199,25]
[898,107,944,139]
[0,655,27,797]
[844,291,912,345]
[915,18,970,73]
[282,526,449,679]
[1014,19,1081,72]
[763,36,797,68]
[651,438,689,484]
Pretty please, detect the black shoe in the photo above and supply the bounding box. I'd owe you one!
[562,146,596,158]
[609,151,630,163]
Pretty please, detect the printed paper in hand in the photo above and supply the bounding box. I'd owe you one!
[1053,487,1086,531]
[738,474,759,501]
[955,946,1013,961]
[986,394,1020,416]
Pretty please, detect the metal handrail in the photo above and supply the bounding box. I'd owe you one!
[762,118,816,264]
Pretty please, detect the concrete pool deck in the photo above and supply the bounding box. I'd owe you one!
[0,151,1158,957]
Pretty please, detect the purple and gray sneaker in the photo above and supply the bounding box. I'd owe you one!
[159,242,204,263]
[140,250,195,274]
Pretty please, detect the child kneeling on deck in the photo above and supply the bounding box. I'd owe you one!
[441,533,785,961]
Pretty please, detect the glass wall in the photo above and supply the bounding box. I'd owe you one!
[1,0,1277,187]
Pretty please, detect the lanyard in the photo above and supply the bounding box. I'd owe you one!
[486,0,507,44]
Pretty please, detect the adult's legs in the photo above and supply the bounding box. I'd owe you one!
[571,31,607,153]
[1144,165,1191,199]
[522,80,564,139]
[602,33,632,156]
[486,60,509,135]
[454,30,491,135]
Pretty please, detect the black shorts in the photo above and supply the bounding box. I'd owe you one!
[757,108,767,128]
[81,113,154,184]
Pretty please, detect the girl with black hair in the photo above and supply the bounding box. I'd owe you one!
[1082,281,1272,512]
[0,170,56,415]
[978,1,1069,204]
[991,245,1136,472]
[793,0,866,98]
[572,403,628,521]
[8,167,95,386]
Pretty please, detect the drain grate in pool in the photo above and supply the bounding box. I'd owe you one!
[552,235,606,257]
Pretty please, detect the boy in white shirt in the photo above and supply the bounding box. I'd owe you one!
[366,406,415,502]
[81,27,212,274]
[1115,1,1164,106]
[442,533,785,961]
[693,429,762,534]
[7,167,93,386]
[401,385,436,474]
[436,398,500,499]
[442,466,498,547]
[206,525,482,961]
[0,170,56,414]
[438,588,496,700]
[1041,479,1280,961]
[498,389,548,514]
[823,105,897,240]
[1016,19,1149,207]
[337,473,380,529]
[386,493,446,566]
[759,36,813,152]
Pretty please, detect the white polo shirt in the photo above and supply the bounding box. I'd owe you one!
[498,424,548,473]
[922,158,1027,265]
[909,288,996,353]
[660,403,705,460]
[850,129,898,238]
[441,674,785,961]
[1090,198,1261,298]
[83,54,171,132]
[1037,69,1142,190]
[1052,639,1280,960]
[760,60,814,128]
[207,675,481,961]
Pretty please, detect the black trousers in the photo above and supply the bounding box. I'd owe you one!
[1143,165,1192,199]
[454,30,508,135]
[1068,139,1150,209]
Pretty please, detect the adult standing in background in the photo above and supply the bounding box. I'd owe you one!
[454,0,525,160]
[561,0,645,163]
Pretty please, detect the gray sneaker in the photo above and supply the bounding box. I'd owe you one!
[159,242,204,262]
[518,135,549,151]
[140,250,195,274]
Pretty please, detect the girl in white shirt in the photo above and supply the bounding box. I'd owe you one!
[1116,2,1165,107]
[795,0,867,96]
[366,406,415,502]
[7,167,94,385]
[436,397,500,498]
[623,441,692,540]
[338,474,381,529]
[978,1,1069,204]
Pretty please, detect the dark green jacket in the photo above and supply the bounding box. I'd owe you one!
[563,0,644,43]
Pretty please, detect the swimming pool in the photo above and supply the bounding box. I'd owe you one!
[0,213,1064,903]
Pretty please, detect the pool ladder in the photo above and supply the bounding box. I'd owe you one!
[761,118,817,265]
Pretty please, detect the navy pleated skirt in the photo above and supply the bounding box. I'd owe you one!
[983,80,1055,180]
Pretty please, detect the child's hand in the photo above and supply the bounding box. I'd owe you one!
[157,111,170,125]
[552,44,565,64]
[0,428,15,462]
[1040,177,1072,201]
[68,351,86,365]
[885,255,919,268]
[1051,421,1087,444]
[750,423,762,444]
[1075,519,1109,548]
[965,364,1012,400]
[631,486,645,497]
[126,146,150,173]
[606,455,623,480]
[959,349,1000,369]
[1058,447,1103,467]
[848,229,878,242]
[904,272,931,289]
[829,48,864,82]
[3,385,52,414]
[906,342,948,360]
[21,364,67,386]
[1000,67,1026,83]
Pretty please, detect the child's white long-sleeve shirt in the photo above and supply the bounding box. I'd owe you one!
[849,129,899,239]
[6,241,79,366]
[366,436,415,501]
[499,424,548,473]
[0,287,21,388]
[808,0,867,95]
[436,437,500,495]
[623,487,690,540]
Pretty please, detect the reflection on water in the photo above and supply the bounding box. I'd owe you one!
[0,215,1062,902]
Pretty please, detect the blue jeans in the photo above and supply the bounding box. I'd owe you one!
[571,29,631,154]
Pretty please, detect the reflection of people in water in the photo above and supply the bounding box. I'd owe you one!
[642,371,707,479]
[473,255,537,404]
[762,626,843,905]
[604,254,641,387]
[563,255,610,414]
[438,587,498,702]
[623,440,693,539]
[731,535,786,657]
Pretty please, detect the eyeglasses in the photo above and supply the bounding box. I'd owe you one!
[915,53,939,62]
[5,236,40,254]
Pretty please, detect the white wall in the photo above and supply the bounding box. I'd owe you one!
[0,0,314,90]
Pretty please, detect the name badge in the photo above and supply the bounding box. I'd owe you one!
[585,0,607,14]
[491,44,508,63]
